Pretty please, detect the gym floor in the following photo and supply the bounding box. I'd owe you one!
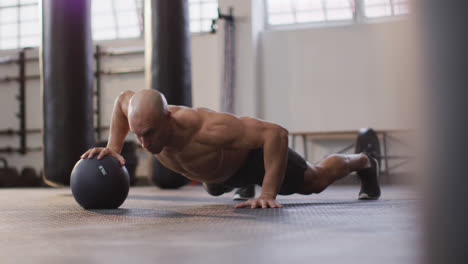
[0,185,421,264]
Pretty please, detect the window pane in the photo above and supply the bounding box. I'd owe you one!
[200,2,217,19]
[189,0,218,33]
[189,3,200,19]
[190,20,201,32]
[0,24,18,37]
[327,9,353,20]
[117,11,138,27]
[92,14,115,29]
[93,28,117,40]
[365,5,391,17]
[118,27,140,38]
[19,0,37,4]
[267,0,294,14]
[297,11,325,23]
[0,7,18,23]
[269,14,295,25]
[200,19,212,32]
[20,35,39,47]
[0,0,18,7]
[327,0,351,8]
[394,3,409,15]
[20,5,38,21]
[114,0,136,11]
[296,0,323,11]
[365,0,390,5]
[92,0,113,14]
[0,38,18,49]
[20,21,37,35]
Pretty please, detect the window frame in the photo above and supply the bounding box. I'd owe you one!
[0,0,39,50]
[264,0,409,30]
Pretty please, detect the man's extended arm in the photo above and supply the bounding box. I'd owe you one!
[81,90,134,164]
[106,90,134,154]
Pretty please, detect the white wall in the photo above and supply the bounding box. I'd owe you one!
[261,20,414,132]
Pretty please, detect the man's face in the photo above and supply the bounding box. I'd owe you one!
[130,113,168,154]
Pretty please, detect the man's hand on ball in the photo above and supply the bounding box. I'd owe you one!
[80,147,125,166]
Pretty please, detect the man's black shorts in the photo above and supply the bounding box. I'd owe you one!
[209,148,307,195]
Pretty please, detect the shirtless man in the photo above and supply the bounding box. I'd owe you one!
[81,89,381,209]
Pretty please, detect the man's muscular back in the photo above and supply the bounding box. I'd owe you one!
[154,106,250,183]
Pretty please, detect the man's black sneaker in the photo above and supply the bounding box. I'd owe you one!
[232,184,255,200]
[357,153,381,200]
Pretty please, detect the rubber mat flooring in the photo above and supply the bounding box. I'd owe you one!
[0,185,421,264]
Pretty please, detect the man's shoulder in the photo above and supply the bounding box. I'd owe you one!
[169,106,205,127]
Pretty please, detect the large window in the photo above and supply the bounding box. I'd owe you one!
[189,0,218,33]
[0,0,219,50]
[91,0,142,41]
[364,0,409,18]
[0,0,39,50]
[265,0,409,27]
[266,0,354,26]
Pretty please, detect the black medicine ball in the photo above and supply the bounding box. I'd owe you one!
[71,156,130,209]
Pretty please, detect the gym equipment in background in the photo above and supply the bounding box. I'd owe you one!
[355,128,382,167]
[41,0,94,186]
[145,0,192,189]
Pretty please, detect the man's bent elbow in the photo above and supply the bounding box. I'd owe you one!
[275,126,289,146]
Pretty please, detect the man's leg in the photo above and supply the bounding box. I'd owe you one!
[299,153,373,195]
[203,182,234,196]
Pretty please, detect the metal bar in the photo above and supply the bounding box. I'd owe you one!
[336,143,355,154]
[383,132,389,177]
[0,77,19,83]
[25,75,40,80]
[302,135,308,161]
[95,45,102,141]
[99,68,145,75]
[98,49,145,56]
[289,129,410,136]
[18,50,26,155]
[0,147,42,153]
[0,75,40,84]
[387,159,411,171]
[0,129,41,136]
[377,155,413,160]
[0,57,40,64]
[0,56,14,64]
[0,127,113,136]
[384,133,412,148]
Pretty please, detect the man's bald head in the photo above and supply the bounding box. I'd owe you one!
[128,89,168,123]
[128,90,171,153]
